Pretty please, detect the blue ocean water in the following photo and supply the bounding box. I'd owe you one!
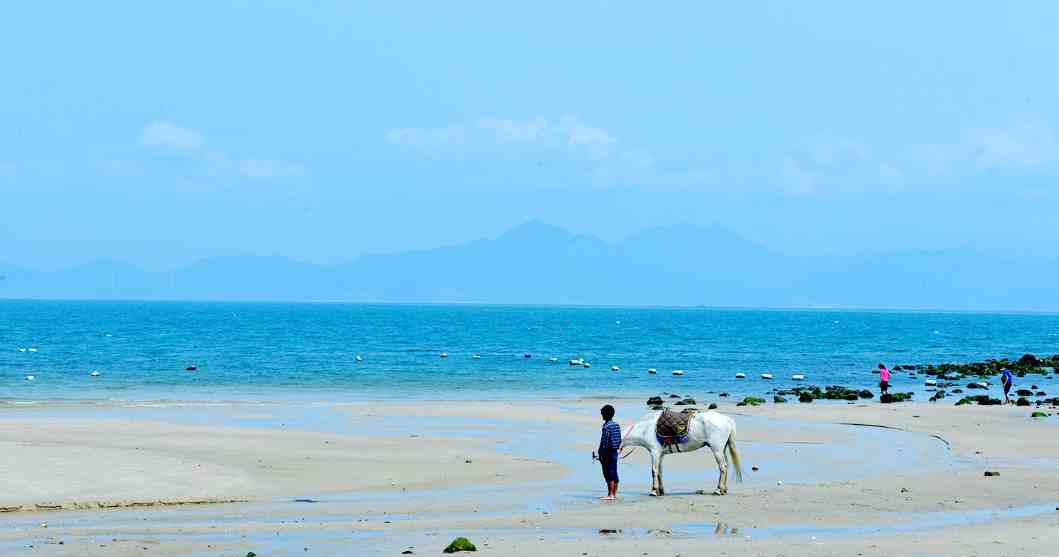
[2,300,1058,403]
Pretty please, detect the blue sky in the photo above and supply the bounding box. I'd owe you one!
[3,2,1058,270]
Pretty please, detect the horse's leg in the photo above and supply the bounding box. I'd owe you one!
[657,453,666,496]
[710,446,728,495]
[649,449,663,496]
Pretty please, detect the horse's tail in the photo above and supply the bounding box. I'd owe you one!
[726,424,743,483]
[619,424,638,459]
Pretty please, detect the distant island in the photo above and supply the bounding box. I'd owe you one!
[2,220,1057,311]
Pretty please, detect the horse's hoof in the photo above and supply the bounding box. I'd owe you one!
[712,490,724,496]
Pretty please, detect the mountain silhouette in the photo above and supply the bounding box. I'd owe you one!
[1,221,1056,310]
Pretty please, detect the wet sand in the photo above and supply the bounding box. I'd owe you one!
[2,398,1058,556]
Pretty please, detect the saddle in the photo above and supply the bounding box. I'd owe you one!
[656,409,694,446]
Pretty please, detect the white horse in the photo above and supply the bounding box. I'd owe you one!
[620,410,742,496]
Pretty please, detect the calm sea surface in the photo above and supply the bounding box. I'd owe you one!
[2,300,1058,403]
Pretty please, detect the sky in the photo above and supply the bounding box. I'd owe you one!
[2,2,1058,271]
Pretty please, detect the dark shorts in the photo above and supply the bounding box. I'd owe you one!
[600,453,619,483]
[880,381,890,391]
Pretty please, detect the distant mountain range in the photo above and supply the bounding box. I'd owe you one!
[2,221,1057,310]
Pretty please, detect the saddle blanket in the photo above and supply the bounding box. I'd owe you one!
[656,409,694,446]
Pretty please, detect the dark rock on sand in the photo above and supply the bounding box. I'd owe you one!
[646,396,664,406]
[880,392,913,403]
[984,471,1000,477]
[675,398,697,406]
[719,392,729,398]
[1036,391,1047,396]
[799,392,814,403]
[774,395,787,403]
[708,403,718,410]
[443,537,477,553]
[1016,397,1031,407]
[1016,389,1034,397]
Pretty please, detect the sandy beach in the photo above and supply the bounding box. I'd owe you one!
[2,397,1058,556]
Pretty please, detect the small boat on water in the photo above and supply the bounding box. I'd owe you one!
[90,371,100,377]
[25,375,35,381]
[355,355,363,362]
[440,352,449,358]
[791,374,806,381]
[472,354,481,359]
[648,368,657,374]
[611,366,620,372]
[672,369,685,376]
[523,353,532,358]
[186,365,198,372]
[735,372,746,379]
[569,358,584,366]
[582,362,592,368]
[761,373,774,380]
[27,348,38,353]
[548,357,558,363]
[924,379,937,387]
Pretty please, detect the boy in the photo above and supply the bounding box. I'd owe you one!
[1001,368,1014,404]
[878,363,890,395]
[596,404,621,500]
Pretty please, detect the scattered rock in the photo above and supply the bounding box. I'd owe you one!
[707,403,718,410]
[752,466,760,471]
[443,537,477,553]
[984,470,1000,477]
[1016,389,1034,397]
[247,553,256,557]
[773,395,787,404]
[798,392,814,403]
[736,396,765,407]
[599,529,621,535]
[900,487,909,493]
[646,396,664,406]
[1016,397,1030,407]
[719,392,729,398]
[880,392,913,404]
[675,398,697,406]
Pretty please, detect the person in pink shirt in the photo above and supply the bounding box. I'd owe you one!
[878,363,891,395]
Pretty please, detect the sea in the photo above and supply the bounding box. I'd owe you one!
[2,300,1058,404]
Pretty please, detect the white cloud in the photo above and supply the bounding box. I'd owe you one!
[140,121,203,151]
[878,163,904,190]
[476,118,547,142]
[559,115,616,157]
[386,115,617,157]
[386,126,465,150]
[780,157,817,196]
[236,158,305,179]
[967,121,1058,167]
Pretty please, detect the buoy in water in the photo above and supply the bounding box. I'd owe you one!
[735,372,746,379]
[672,369,685,376]
[792,374,806,381]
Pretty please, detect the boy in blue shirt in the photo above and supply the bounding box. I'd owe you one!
[595,404,622,500]
[1001,368,1014,404]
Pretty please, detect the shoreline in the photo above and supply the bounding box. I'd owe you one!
[2,396,1059,556]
